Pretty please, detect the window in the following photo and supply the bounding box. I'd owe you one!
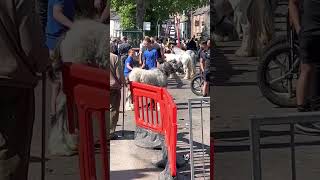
[195,20,200,26]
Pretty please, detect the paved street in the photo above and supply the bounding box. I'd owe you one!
[213,41,320,180]
[110,73,210,179]
[28,69,210,179]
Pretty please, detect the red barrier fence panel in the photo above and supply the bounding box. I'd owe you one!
[163,90,177,177]
[62,62,109,134]
[62,63,109,180]
[74,84,109,180]
[131,82,165,134]
[130,82,177,177]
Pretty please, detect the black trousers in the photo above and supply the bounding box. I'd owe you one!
[0,87,35,180]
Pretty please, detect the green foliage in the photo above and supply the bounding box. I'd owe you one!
[118,3,136,29]
[112,0,209,30]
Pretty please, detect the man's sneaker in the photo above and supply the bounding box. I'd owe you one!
[202,99,210,104]
[297,103,311,112]
[110,133,119,140]
[295,123,320,134]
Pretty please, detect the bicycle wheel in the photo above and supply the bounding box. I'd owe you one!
[257,42,300,107]
[190,74,204,96]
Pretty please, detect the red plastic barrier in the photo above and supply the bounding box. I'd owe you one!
[74,85,109,180]
[62,62,109,133]
[210,137,214,180]
[130,82,177,177]
[61,63,109,180]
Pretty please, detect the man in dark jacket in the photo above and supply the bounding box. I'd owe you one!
[118,36,132,65]
[187,37,198,51]
[0,0,50,179]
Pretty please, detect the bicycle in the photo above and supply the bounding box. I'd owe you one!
[190,72,204,96]
[257,11,300,107]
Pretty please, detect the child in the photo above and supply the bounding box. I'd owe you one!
[124,49,136,111]
[124,49,135,81]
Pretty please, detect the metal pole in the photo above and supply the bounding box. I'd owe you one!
[41,72,47,180]
[290,123,296,180]
[250,119,261,180]
[201,100,205,179]
[188,100,195,180]
[122,82,125,137]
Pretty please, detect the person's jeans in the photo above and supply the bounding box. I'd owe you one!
[0,87,34,180]
[110,89,121,134]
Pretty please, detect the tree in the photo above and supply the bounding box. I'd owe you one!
[112,0,209,31]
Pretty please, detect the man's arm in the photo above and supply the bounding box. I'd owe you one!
[289,0,301,33]
[115,55,125,82]
[126,62,133,71]
[200,58,205,72]
[53,4,73,28]
[141,54,145,69]
[16,0,50,73]
[139,52,143,65]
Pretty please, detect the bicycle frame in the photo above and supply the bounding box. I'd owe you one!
[270,11,300,89]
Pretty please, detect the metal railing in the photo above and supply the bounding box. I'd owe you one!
[188,97,210,180]
[250,111,320,180]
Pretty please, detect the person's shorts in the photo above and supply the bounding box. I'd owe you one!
[46,36,59,51]
[203,70,210,81]
[299,33,320,64]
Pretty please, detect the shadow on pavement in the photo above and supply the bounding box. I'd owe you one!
[214,130,320,153]
[213,47,256,86]
[110,168,162,179]
[220,82,257,86]
[176,132,211,178]
[29,156,50,163]
[113,130,135,140]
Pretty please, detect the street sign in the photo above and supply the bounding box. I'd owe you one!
[143,22,151,31]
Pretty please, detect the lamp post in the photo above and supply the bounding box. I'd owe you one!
[175,15,181,48]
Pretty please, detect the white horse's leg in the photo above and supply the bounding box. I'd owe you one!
[172,72,183,87]
[125,87,134,111]
[183,60,191,79]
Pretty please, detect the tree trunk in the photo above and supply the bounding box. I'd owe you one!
[136,0,145,30]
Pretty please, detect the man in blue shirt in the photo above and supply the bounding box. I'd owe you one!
[46,0,75,55]
[124,49,135,79]
[141,37,159,70]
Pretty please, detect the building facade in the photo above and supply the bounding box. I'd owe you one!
[110,9,121,38]
[191,5,210,40]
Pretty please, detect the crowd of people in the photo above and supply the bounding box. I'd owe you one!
[109,35,211,138]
